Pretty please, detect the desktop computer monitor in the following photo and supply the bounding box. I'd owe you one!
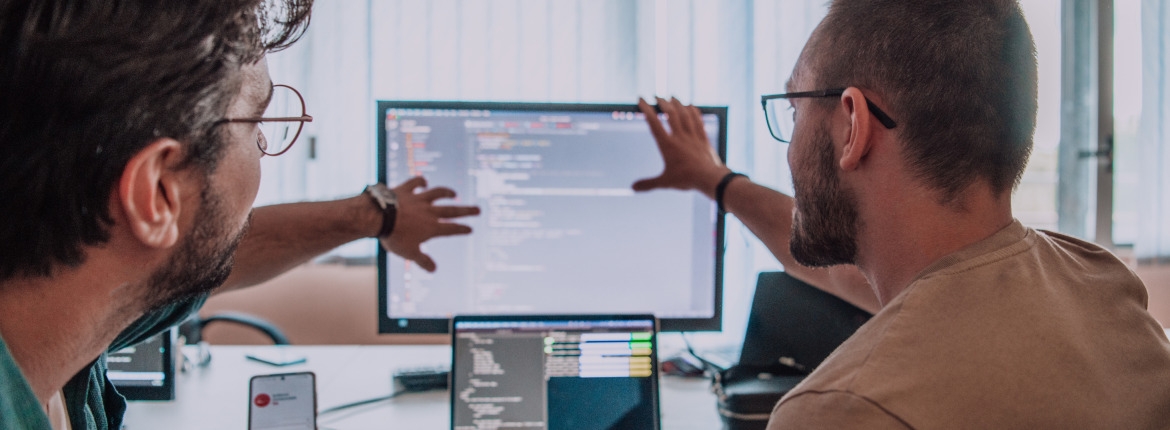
[376,101,727,333]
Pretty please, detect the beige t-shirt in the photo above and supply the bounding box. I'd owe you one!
[769,220,1170,429]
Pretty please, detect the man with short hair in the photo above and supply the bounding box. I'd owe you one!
[0,1,477,428]
[638,0,1170,427]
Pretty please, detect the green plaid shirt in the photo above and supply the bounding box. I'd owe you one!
[0,294,206,429]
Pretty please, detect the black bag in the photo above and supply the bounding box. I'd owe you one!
[713,364,807,429]
[713,272,872,430]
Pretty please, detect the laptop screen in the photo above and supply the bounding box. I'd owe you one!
[107,328,176,400]
[451,315,660,430]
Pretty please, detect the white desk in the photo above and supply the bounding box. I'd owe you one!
[123,345,723,429]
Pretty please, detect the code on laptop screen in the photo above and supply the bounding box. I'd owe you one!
[451,316,659,430]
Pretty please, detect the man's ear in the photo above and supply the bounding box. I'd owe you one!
[117,138,189,249]
[838,87,874,171]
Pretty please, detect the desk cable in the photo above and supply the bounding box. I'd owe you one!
[318,366,449,417]
[318,389,408,416]
[681,333,726,374]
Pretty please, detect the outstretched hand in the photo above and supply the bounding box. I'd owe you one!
[633,97,731,198]
[380,176,480,272]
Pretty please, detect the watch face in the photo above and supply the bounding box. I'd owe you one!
[368,184,396,208]
[368,184,398,238]
[376,185,397,204]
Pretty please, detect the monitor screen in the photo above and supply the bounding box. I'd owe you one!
[376,101,727,333]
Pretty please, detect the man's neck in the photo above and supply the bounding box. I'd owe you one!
[0,269,145,404]
[856,186,1013,307]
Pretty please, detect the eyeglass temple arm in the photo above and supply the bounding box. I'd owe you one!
[222,115,314,123]
[864,100,897,129]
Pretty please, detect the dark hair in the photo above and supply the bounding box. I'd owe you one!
[0,0,312,281]
[808,0,1038,204]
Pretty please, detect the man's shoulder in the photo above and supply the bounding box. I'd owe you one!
[771,223,1170,429]
[1034,229,1141,275]
[915,223,1143,303]
[915,221,1134,286]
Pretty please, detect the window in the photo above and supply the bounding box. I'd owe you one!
[1058,0,1165,256]
[1015,0,1061,232]
[1112,0,1141,245]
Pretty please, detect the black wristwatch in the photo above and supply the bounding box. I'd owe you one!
[363,183,398,238]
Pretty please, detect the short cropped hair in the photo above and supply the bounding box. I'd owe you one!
[0,0,312,281]
[809,0,1038,204]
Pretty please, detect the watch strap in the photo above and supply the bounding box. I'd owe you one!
[715,172,748,213]
[377,200,397,238]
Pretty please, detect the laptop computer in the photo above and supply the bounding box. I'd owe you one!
[738,271,872,370]
[107,327,177,401]
[450,314,661,430]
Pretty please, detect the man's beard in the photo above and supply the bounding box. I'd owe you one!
[140,187,249,311]
[789,124,861,267]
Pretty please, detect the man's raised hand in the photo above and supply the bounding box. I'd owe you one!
[633,97,730,198]
[380,176,480,272]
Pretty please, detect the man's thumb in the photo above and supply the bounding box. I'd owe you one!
[632,176,666,192]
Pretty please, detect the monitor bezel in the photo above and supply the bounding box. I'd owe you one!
[376,100,728,334]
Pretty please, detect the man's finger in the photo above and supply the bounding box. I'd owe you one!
[659,97,686,137]
[413,252,437,272]
[638,98,669,143]
[433,223,473,237]
[670,97,695,135]
[418,187,457,202]
[632,176,667,192]
[432,206,481,218]
[394,176,427,193]
[684,104,704,136]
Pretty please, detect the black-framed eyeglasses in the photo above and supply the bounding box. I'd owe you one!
[760,88,897,143]
[219,84,313,157]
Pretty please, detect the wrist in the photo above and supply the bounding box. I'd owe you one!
[715,172,748,213]
[361,183,399,238]
[351,193,383,238]
[700,167,734,199]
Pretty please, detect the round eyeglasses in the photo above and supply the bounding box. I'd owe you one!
[220,84,313,156]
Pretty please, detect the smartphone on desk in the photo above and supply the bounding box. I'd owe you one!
[248,372,316,430]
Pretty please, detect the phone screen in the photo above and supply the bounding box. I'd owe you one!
[248,372,316,430]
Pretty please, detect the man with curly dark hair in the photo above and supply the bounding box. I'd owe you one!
[0,1,477,427]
